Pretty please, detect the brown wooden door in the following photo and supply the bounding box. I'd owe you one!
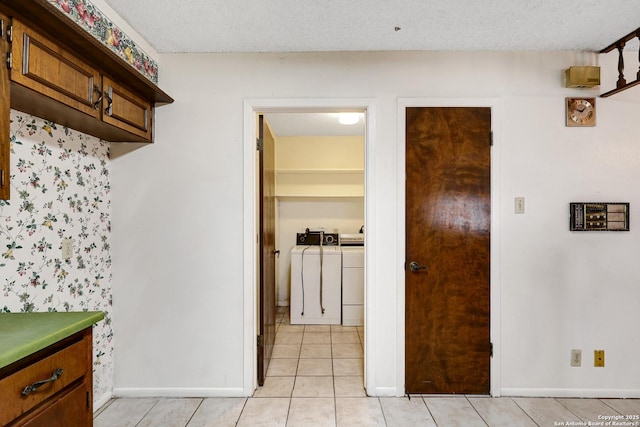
[405,107,491,395]
[257,115,276,386]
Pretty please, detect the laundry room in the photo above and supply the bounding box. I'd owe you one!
[265,112,365,325]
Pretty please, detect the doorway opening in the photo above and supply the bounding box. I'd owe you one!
[242,99,375,396]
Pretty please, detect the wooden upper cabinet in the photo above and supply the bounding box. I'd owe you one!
[9,18,159,143]
[11,19,101,120]
[102,76,152,141]
[0,0,173,144]
[0,0,173,200]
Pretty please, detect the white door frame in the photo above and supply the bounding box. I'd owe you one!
[396,98,503,396]
[242,98,377,395]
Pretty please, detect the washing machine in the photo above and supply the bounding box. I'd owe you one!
[290,245,342,324]
[341,246,364,326]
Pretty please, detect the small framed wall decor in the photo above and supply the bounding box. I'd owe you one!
[566,97,596,127]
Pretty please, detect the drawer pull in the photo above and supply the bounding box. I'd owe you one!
[22,368,63,396]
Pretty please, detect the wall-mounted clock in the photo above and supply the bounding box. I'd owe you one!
[566,97,596,127]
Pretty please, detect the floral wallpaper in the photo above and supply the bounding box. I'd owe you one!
[48,0,159,84]
[0,111,113,403]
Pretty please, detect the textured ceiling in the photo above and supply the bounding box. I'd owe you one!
[102,0,640,53]
[100,0,640,136]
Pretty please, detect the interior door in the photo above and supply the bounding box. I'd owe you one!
[405,107,491,395]
[257,115,276,386]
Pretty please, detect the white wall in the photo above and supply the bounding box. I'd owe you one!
[112,50,640,397]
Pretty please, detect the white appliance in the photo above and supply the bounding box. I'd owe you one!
[290,245,342,324]
[341,246,364,326]
[339,233,364,246]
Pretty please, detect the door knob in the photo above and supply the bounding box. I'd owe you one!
[409,261,428,272]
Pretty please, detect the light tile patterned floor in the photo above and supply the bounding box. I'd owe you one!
[95,307,640,426]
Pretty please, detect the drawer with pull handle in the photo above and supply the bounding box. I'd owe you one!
[0,333,90,426]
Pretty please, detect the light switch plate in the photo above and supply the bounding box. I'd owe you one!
[515,197,525,214]
[62,238,73,260]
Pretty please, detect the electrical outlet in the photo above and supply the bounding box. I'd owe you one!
[570,349,581,367]
[594,350,605,367]
[515,197,525,214]
[62,238,73,260]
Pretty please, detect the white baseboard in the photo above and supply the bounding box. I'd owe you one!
[109,387,639,399]
[501,388,640,398]
[369,386,403,397]
[112,387,247,398]
[94,391,114,412]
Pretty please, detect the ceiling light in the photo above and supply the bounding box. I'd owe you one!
[338,113,360,125]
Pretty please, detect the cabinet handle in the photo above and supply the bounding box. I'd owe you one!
[22,368,63,396]
[93,85,103,110]
[105,90,113,116]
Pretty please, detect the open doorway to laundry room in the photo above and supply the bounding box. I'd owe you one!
[242,99,374,397]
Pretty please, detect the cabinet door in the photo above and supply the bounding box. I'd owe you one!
[102,76,152,141]
[0,13,10,200]
[18,381,91,427]
[11,19,101,118]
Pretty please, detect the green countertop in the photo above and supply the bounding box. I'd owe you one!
[0,311,104,369]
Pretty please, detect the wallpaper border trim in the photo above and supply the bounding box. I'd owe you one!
[48,0,159,84]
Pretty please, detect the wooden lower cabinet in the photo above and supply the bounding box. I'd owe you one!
[17,382,89,427]
[0,329,93,427]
